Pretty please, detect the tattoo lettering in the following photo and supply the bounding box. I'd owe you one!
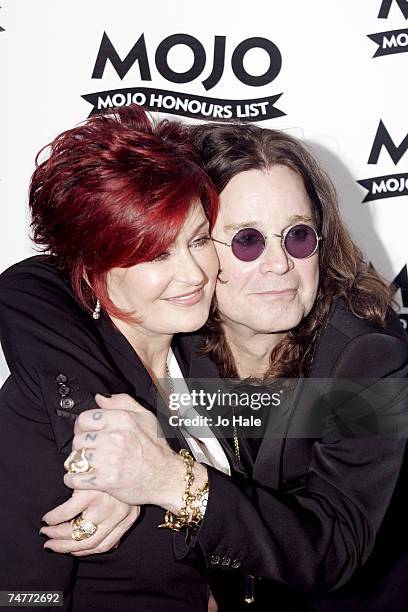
[85,432,98,442]
[92,411,103,421]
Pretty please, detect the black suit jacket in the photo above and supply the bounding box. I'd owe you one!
[1,256,407,612]
[184,297,408,611]
[0,256,225,612]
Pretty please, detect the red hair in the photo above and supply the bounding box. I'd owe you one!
[29,105,219,321]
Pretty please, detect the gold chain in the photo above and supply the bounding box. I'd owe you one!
[165,363,175,393]
[231,404,240,461]
[158,449,208,531]
[158,449,195,530]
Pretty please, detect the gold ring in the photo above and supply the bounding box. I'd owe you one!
[71,514,98,541]
[64,448,92,474]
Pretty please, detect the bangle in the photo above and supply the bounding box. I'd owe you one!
[158,449,208,532]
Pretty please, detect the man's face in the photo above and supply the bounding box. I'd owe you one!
[212,166,320,337]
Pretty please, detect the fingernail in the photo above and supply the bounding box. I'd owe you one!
[44,546,55,553]
[99,393,112,398]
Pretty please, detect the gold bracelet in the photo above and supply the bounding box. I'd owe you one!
[158,449,208,532]
[189,481,209,528]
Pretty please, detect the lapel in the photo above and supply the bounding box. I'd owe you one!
[178,332,249,478]
[97,315,155,407]
[253,377,304,488]
[251,301,340,488]
[97,316,186,453]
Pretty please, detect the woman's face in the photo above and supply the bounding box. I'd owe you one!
[106,202,219,335]
[212,166,320,336]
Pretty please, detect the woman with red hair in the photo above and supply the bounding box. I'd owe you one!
[0,105,223,611]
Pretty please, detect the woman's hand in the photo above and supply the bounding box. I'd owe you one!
[39,489,140,556]
[63,393,208,513]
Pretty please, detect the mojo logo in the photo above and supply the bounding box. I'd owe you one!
[392,264,408,330]
[368,0,408,57]
[357,121,408,202]
[82,33,285,122]
[378,0,408,19]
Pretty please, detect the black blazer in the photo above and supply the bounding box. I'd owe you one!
[1,256,407,612]
[0,256,234,612]
[183,295,408,611]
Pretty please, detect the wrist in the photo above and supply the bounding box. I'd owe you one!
[156,450,208,516]
[157,452,187,514]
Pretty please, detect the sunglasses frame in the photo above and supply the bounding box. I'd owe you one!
[212,223,322,261]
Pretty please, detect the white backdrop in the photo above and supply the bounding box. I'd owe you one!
[1,0,407,384]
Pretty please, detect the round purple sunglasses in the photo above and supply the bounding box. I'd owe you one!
[211,223,322,262]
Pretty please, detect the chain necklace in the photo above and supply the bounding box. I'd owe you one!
[230,404,241,461]
[165,363,175,394]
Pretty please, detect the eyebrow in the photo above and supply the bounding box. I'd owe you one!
[223,215,314,233]
[223,220,263,232]
[189,219,210,237]
[287,214,314,225]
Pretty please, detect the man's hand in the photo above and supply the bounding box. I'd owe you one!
[63,394,207,513]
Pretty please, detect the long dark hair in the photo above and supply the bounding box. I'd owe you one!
[191,122,394,378]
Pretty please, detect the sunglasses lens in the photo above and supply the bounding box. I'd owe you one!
[231,228,265,262]
[284,224,318,258]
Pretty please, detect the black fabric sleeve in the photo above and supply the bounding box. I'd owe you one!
[176,333,408,593]
[0,259,134,434]
[0,375,77,609]
[0,259,133,607]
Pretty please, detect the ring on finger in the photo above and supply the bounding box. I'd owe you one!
[71,513,98,541]
[64,448,92,474]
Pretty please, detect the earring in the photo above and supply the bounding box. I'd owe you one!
[92,299,101,320]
